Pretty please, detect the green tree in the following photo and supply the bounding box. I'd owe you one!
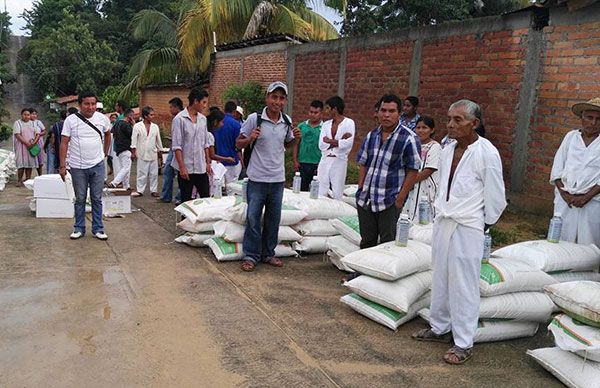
[0,11,14,123]
[18,12,119,97]
[102,84,139,112]
[222,81,264,116]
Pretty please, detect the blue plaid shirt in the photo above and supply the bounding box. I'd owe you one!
[400,112,420,131]
[356,123,421,212]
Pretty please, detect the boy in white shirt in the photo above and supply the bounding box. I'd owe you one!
[131,106,163,197]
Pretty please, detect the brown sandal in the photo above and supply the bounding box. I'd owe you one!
[241,260,255,272]
[443,346,473,365]
[264,257,283,267]
[411,328,453,343]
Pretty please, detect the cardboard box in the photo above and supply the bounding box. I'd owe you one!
[33,174,73,199]
[102,195,131,214]
[36,198,74,218]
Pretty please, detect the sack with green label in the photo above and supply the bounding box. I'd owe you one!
[331,216,361,246]
[544,281,600,328]
[283,192,356,220]
[527,347,600,388]
[224,202,308,226]
[549,313,600,362]
[175,196,240,224]
[206,237,298,262]
[479,258,557,297]
[479,291,554,322]
[341,292,430,331]
[213,221,301,243]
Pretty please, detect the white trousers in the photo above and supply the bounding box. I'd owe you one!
[136,159,158,194]
[429,219,483,349]
[111,151,132,189]
[554,195,600,248]
[224,162,242,185]
[317,156,347,199]
[111,142,121,177]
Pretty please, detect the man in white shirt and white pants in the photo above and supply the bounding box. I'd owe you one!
[412,100,506,365]
[317,96,355,199]
[59,92,112,240]
[550,97,600,247]
[131,106,163,197]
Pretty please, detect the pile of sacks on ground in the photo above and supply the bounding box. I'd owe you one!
[173,187,360,262]
[0,149,16,191]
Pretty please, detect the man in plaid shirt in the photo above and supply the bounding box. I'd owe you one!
[355,94,421,249]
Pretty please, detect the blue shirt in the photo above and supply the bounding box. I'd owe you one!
[356,123,421,212]
[214,114,241,166]
[400,112,420,131]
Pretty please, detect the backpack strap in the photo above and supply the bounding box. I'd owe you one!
[75,112,103,140]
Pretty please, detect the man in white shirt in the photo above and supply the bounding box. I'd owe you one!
[317,96,355,199]
[131,106,163,197]
[550,97,600,247]
[59,92,112,240]
[412,100,506,365]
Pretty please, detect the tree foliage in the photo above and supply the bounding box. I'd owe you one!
[222,81,265,116]
[0,11,14,122]
[341,0,530,36]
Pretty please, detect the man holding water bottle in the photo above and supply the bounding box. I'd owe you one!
[235,81,301,272]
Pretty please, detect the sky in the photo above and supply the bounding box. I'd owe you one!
[5,0,342,36]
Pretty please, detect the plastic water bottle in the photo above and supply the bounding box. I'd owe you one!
[547,212,562,243]
[242,178,248,203]
[418,199,431,225]
[293,172,301,194]
[214,178,222,199]
[482,231,492,263]
[395,214,410,247]
[309,176,319,199]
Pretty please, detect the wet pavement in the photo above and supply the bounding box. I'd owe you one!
[0,174,561,387]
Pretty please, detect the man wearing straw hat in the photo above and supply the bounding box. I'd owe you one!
[550,97,600,248]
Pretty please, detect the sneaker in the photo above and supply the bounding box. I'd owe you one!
[94,231,109,240]
[70,231,83,239]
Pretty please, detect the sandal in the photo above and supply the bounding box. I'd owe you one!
[241,260,255,272]
[411,328,453,343]
[443,346,473,365]
[151,192,160,197]
[264,257,283,267]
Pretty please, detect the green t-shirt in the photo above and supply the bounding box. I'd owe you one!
[298,120,322,164]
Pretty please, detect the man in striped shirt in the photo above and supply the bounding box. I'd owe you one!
[355,94,421,249]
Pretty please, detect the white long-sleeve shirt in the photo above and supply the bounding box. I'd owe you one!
[318,117,355,161]
[131,121,163,162]
[550,129,600,200]
[434,137,507,231]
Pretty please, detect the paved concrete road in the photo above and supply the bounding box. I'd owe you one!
[0,183,560,387]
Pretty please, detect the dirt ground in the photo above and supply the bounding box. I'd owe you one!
[0,162,562,387]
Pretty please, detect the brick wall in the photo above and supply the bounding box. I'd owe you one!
[139,85,190,141]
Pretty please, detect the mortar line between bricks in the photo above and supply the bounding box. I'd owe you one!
[135,204,343,388]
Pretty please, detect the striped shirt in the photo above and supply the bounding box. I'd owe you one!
[356,123,421,212]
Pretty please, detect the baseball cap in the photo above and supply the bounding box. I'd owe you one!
[266,81,288,95]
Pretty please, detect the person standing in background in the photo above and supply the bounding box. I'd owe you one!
[109,109,135,190]
[160,97,184,203]
[293,100,323,191]
[215,101,243,184]
[131,106,163,197]
[45,110,67,174]
[400,96,421,131]
[13,108,40,186]
[30,108,46,176]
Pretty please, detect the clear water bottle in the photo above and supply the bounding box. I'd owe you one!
[418,199,431,225]
[547,212,562,243]
[242,178,248,203]
[214,178,222,199]
[309,176,319,199]
[395,214,410,247]
[293,172,301,193]
[482,231,492,263]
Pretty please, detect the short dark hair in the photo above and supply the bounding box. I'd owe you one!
[406,96,419,107]
[67,107,79,115]
[310,100,323,110]
[116,99,127,110]
[379,94,403,111]
[168,97,184,111]
[110,113,118,119]
[325,96,345,115]
[207,109,225,133]
[188,88,209,106]
[416,115,435,129]
[124,108,135,116]
[78,92,97,104]
[59,110,68,120]
[141,106,154,119]
[224,101,237,113]
[21,108,31,115]
[29,108,38,114]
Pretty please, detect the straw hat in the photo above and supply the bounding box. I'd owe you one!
[572,97,600,116]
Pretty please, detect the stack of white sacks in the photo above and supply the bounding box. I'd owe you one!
[528,280,600,387]
[0,149,16,191]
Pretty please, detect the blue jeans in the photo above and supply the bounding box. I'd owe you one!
[70,161,105,234]
[160,151,181,202]
[242,180,284,264]
[47,149,57,174]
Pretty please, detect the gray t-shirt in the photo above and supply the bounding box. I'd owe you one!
[241,108,294,183]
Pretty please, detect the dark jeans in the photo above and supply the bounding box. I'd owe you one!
[299,162,318,191]
[71,161,105,234]
[178,172,209,202]
[357,204,400,249]
[242,180,284,264]
[160,151,181,202]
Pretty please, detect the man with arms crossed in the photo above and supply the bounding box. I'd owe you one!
[412,100,506,365]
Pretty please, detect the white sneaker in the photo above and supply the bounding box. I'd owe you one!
[94,231,109,240]
[70,231,83,239]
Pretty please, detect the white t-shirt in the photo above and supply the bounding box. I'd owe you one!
[62,112,111,169]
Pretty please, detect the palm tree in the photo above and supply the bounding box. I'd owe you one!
[121,0,346,98]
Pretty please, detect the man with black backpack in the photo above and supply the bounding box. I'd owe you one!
[59,92,112,240]
[235,81,301,272]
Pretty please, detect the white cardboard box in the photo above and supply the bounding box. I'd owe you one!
[36,198,74,218]
[102,195,131,214]
[33,174,73,199]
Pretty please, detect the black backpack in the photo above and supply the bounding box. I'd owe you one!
[243,110,292,167]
